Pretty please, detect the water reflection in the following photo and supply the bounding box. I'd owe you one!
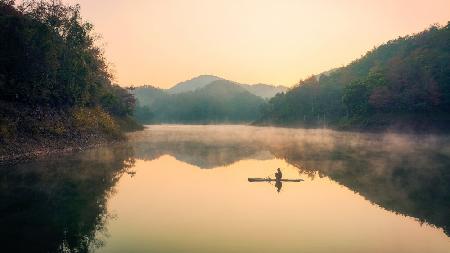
[130,125,450,236]
[1,125,450,253]
[130,125,271,168]
[0,146,135,253]
[275,180,282,192]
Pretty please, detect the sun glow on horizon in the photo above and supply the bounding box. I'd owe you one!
[65,0,450,88]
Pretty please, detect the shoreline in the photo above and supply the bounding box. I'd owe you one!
[0,136,123,166]
[3,122,450,166]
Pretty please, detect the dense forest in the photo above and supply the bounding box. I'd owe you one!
[134,80,266,123]
[258,23,450,131]
[0,0,141,159]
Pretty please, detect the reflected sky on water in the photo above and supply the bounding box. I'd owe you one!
[2,125,450,253]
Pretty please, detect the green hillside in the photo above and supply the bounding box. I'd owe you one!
[258,23,450,131]
[134,80,265,124]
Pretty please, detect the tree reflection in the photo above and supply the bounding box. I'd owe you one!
[128,127,450,236]
[130,129,271,168]
[0,145,135,253]
[268,134,450,236]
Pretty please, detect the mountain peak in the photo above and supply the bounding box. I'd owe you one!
[168,75,223,94]
[168,75,287,98]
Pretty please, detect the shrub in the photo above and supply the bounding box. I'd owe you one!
[72,107,121,139]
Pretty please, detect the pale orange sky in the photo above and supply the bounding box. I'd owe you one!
[65,0,450,88]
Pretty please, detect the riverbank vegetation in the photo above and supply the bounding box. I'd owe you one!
[0,0,142,160]
[257,23,450,131]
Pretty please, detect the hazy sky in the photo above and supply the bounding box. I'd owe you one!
[65,0,450,88]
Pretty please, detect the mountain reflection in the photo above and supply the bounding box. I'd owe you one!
[0,146,135,253]
[130,126,450,236]
[130,126,273,168]
[1,126,449,253]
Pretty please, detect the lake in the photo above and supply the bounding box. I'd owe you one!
[1,125,450,253]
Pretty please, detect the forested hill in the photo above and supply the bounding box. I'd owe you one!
[166,75,287,98]
[134,80,265,124]
[168,75,221,94]
[0,1,141,160]
[257,23,450,131]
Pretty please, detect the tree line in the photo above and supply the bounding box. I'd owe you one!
[0,0,140,147]
[258,23,450,130]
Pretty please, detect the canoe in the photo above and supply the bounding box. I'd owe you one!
[248,178,303,182]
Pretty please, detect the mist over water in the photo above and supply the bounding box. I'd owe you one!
[2,125,450,253]
[132,125,450,173]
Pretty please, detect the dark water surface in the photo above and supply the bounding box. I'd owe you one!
[1,125,450,253]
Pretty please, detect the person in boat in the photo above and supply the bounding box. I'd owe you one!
[274,168,283,192]
[275,168,282,181]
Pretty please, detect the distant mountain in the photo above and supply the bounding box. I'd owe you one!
[168,75,221,94]
[134,80,266,123]
[167,75,287,98]
[132,85,167,107]
[240,83,288,99]
[132,75,287,123]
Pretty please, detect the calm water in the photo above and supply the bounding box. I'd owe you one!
[1,125,450,253]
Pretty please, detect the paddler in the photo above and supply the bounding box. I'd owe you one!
[275,168,282,181]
